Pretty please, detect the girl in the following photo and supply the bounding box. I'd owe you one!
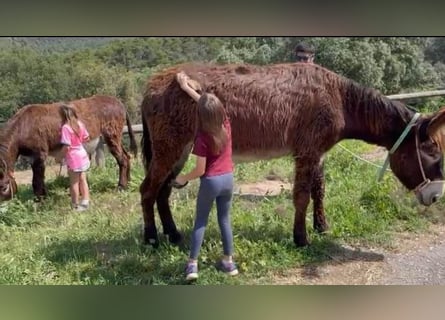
[174,72,238,281]
[59,105,91,211]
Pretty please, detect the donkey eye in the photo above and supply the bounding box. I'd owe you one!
[422,140,437,154]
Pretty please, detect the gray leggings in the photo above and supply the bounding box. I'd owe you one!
[189,173,234,260]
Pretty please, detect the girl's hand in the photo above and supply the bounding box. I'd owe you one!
[176,72,190,89]
[171,175,189,189]
[174,174,188,186]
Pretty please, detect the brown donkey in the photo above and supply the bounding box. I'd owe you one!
[0,95,138,200]
[140,62,445,248]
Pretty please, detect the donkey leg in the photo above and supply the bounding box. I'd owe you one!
[31,156,47,198]
[156,146,192,245]
[311,159,329,233]
[140,149,187,247]
[94,138,106,167]
[103,135,130,190]
[140,174,161,247]
[157,177,183,245]
[293,157,319,247]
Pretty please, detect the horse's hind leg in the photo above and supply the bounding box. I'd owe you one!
[156,149,191,245]
[293,156,320,247]
[94,137,106,167]
[31,154,48,198]
[140,174,160,247]
[157,178,182,245]
[103,134,130,190]
[311,159,329,233]
[140,142,190,247]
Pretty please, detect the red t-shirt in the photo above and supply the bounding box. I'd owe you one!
[192,119,233,177]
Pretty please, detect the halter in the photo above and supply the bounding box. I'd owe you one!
[8,172,14,200]
[0,158,15,200]
[413,125,432,194]
[377,112,420,181]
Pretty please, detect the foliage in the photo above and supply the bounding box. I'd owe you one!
[1,37,444,123]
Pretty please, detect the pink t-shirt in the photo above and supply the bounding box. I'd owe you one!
[192,119,233,177]
[60,121,90,171]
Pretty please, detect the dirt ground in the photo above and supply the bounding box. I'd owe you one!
[13,166,445,285]
[13,164,67,185]
[270,224,445,285]
[235,179,445,285]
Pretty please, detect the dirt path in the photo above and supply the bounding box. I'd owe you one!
[13,164,67,185]
[269,224,445,285]
[235,177,445,285]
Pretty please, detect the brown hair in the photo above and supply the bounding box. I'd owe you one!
[197,93,228,155]
[59,104,81,137]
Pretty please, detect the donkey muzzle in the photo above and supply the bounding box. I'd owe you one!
[415,180,445,206]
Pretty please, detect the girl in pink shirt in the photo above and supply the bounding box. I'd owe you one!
[59,105,90,211]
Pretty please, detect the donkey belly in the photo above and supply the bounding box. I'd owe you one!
[82,137,101,155]
[232,148,291,163]
[48,137,101,160]
[230,118,291,163]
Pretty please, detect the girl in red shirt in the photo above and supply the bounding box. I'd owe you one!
[174,72,238,281]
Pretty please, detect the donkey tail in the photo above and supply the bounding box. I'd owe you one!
[125,110,138,158]
[140,110,152,172]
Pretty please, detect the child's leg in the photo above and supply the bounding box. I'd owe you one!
[68,170,81,207]
[79,171,90,206]
[189,178,216,261]
[215,174,234,260]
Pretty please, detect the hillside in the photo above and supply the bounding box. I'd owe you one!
[1,37,128,52]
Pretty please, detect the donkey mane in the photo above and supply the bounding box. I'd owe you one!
[342,80,415,146]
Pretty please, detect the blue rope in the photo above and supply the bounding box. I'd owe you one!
[377,112,420,181]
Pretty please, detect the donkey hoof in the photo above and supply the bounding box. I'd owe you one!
[144,228,159,248]
[168,230,183,245]
[117,185,127,192]
[34,195,45,203]
[294,234,310,247]
[314,222,329,234]
[145,237,160,248]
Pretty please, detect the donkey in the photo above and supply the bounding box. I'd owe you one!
[139,62,445,248]
[0,95,138,200]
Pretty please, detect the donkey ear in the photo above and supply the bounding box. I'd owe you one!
[426,106,445,152]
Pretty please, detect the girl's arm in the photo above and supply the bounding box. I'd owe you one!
[80,123,90,143]
[55,145,69,164]
[58,125,70,162]
[174,155,206,186]
[176,72,201,102]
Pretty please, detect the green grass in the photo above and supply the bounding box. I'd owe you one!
[0,140,443,284]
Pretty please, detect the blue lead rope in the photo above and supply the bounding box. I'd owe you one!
[377,112,421,181]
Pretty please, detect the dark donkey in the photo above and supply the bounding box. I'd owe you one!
[0,95,137,200]
[140,62,445,248]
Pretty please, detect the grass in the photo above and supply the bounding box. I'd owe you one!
[0,140,443,284]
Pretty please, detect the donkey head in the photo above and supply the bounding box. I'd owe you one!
[389,107,445,206]
[0,159,17,201]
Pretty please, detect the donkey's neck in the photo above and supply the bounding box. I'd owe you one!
[342,83,415,150]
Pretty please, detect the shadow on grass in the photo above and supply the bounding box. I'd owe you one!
[48,174,138,198]
[39,220,385,285]
[13,186,36,203]
[39,229,188,285]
